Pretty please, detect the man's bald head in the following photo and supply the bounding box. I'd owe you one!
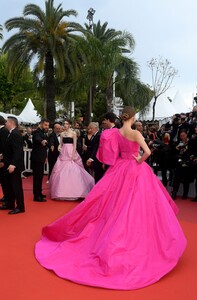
[135,121,143,133]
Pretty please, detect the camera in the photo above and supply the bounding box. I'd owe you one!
[177,142,184,148]
[194,96,197,104]
[192,111,197,118]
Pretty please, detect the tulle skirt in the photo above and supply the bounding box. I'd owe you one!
[49,144,95,200]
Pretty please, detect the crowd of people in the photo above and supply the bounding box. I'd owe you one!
[134,107,197,201]
[0,106,196,214]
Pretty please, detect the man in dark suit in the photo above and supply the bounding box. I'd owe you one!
[86,122,105,183]
[48,122,61,179]
[0,116,25,214]
[0,116,9,203]
[31,119,49,202]
[102,112,117,129]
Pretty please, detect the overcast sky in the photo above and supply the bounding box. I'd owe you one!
[1,0,197,106]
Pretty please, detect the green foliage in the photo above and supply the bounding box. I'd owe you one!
[0,54,36,113]
[93,94,107,122]
[0,54,13,111]
[2,2,153,121]
[62,20,140,122]
[116,77,153,112]
[2,0,80,122]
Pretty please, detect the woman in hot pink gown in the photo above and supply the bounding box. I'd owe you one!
[35,107,187,290]
[49,120,94,200]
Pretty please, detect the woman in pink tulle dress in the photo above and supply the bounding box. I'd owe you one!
[35,107,187,290]
[49,120,94,200]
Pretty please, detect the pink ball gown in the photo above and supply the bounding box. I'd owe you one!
[49,137,94,200]
[35,128,187,290]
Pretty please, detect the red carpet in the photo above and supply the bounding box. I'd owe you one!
[0,176,196,300]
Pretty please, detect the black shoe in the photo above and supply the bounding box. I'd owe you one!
[41,194,47,198]
[0,197,6,203]
[191,196,197,202]
[171,191,177,200]
[34,197,47,202]
[182,194,188,200]
[8,208,25,215]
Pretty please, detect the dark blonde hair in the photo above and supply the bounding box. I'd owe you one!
[120,106,135,121]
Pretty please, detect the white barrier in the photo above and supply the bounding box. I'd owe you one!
[23,148,49,175]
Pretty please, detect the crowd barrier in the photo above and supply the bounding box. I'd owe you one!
[23,148,49,175]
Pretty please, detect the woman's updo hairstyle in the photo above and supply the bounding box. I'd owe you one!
[120,106,135,121]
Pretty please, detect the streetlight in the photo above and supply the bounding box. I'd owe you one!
[86,8,96,123]
[86,8,96,30]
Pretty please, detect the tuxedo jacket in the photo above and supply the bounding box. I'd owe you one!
[0,126,9,154]
[89,131,101,161]
[31,127,48,163]
[48,131,60,162]
[3,127,24,172]
[89,131,105,182]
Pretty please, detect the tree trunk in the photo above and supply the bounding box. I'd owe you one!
[152,95,158,121]
[44,51,56,123]
[86,85,96,125]
[106,86,113,112]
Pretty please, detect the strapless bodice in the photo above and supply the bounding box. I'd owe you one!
[63,137,73,144]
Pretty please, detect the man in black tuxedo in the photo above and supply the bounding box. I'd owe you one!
[31,119,49,202]
[0,116,25,214]
[102,112,117,129]
[86,122,105,183]
[48,122,61,179]
[0,116,9,203]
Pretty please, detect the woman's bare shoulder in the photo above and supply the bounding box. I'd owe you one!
[130,129,141,138]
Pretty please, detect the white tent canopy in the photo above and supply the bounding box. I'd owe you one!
[137,95,177,121]
[136,91,193,122]
[172,91,192,113]
[0,112,23,123]
[18,99,41,124]
[0,99,40,124]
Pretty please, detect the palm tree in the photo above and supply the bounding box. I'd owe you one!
[86,21,137,112]
[0,24,3,40]
[3,0,79,122]
[0,25,3,54]
[64,21,138,122]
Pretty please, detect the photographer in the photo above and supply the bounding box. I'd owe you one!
[171,130,194,200]
[23,127,33,149]
[189,106,197,135]
[171,114,181,142]
[190,124,197,202]
[149,132,173,186]
[177,114,192,141]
